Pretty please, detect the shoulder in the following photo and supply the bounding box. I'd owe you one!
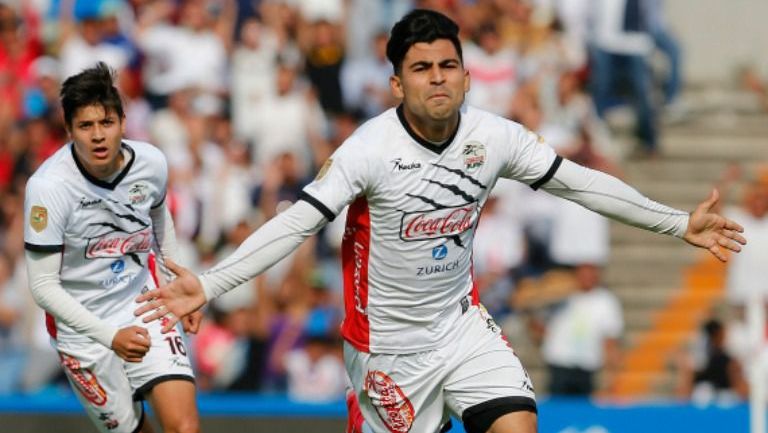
[124,140,168,170]
[27,146,73,190]
[463,105,524,136]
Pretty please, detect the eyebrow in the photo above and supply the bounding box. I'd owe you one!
[408,58,460,70]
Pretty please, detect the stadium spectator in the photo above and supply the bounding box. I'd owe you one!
[340,31,396,120]
[539,263,623,396]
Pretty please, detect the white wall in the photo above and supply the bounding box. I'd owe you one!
[666,0,768,84]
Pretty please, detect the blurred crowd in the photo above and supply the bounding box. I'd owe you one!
[1,0,757,404]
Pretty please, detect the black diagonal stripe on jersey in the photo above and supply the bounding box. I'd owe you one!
[405,194,451,209]
[128,253,142,267]
[88,222,131,232]
[421,179,476,203]
[431,163,487,189]
[112,212,149,227]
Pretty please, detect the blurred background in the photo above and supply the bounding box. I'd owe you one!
[0,0,766,431]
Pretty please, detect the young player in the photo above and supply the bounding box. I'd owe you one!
[136,10,746,433]
[24,62,201,433]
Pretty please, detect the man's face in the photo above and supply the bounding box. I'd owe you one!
[68,104,125,178]
[390,39,469,123]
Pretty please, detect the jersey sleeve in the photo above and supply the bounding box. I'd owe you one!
[24,176,71,252]
[499,123,562,190]
[300,136,371,221]
[148,143,169,209]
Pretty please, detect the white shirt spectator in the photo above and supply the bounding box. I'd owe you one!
[542,287,624,370]
[284,348,347,402]
[724,206,768,304]
[549,198,610,266]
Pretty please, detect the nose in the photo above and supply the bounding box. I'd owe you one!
[92,124,105,142]
[429,65,445,85]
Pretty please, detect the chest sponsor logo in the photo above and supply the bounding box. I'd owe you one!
[127,182,149,205]
[462,141,486,172]
[110,259,125,273]
[30,205,48,232]
[417,259,460,276]
[86,227,152,259]
[390,158,422,172]
[432,244,448,260]
[400,202,478,242]
[364,371,414,433]
[101,273,136,289]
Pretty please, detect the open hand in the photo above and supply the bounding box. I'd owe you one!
[134,259,207,333]
[683,189,747,261]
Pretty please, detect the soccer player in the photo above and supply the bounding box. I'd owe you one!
[136,10,746,433]
[24,62,201,433]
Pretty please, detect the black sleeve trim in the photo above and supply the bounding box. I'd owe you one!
[462,396,537,433]
[529,155,563,190]
[133,374,195,401]
[24,242,64,253]
[298,191,337,222]
[150,192,166,209]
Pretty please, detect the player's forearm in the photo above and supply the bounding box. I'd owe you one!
[149,201,179,281]
[542,159,689,237]
[25,250,118,348]
[200,200,328,300]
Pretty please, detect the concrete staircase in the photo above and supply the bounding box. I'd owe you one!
[512,91,768,399]
[603,104,767,398]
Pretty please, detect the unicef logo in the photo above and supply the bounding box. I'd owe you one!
[432,245,448,260]
[110,260,125,274]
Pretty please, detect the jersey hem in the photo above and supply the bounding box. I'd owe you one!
[24,242,64,253]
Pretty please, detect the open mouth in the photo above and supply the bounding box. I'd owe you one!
[92,146,109,159]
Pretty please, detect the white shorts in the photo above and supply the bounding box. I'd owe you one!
[344,304,536,433]
[55,319,194,433]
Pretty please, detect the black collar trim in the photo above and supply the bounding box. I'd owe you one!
[396,105,461,155]
[71,142,135,190]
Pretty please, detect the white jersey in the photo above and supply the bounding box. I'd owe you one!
[24,140,167,342]
[302,105,559,353]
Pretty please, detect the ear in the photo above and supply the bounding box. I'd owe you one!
[463,68,470,93]
[120,115,126,136]
[390,74,404,100]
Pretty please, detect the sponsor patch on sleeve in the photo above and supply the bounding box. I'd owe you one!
[315,158,333,181]
[30,205,48,232]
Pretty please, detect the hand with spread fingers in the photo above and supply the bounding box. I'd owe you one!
[683,189,748,261]
[111,326,151,362]
[134,260,207,334]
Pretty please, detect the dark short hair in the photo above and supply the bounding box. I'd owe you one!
[60,62,124,127]
[386,9,463,74]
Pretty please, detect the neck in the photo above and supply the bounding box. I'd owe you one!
[402,108,459,145]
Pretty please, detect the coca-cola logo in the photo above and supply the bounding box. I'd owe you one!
[364,371,414,433]
[60,353,108,406]
[86,227,152,258]
[400,202,478,242]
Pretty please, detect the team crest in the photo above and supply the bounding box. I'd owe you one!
[315,158,333,180]
[30,205,48,232]
[127,182,149,205]
[462,141,486,172]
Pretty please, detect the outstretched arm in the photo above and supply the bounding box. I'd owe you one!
[541,159,745,261]
[135,200,329,332]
